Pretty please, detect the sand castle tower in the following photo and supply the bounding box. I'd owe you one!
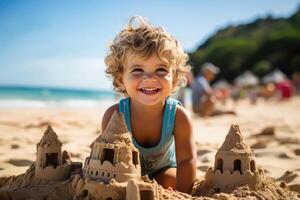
[83,111,141,183]
[204,125,264,192]
[81,111,159,200]
[35,126,72,181]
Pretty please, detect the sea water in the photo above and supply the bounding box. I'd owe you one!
[0,86,116,108]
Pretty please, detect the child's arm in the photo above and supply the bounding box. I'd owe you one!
[174,106,197,194]
[101,104,119,131]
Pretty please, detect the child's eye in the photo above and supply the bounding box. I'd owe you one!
[131,68,143,74]
[156,67,169,75]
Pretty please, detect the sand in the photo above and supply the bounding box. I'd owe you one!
[0,97,300,199]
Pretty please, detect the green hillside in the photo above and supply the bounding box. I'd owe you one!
[189,6,300,81]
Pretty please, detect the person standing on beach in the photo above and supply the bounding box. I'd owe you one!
[101,16,196,194]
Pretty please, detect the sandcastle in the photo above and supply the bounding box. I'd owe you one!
[83,110,141,183]
[35,126,74,181]
[195,125,265,195]
[81,111,159,200]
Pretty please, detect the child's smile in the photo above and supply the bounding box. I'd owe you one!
[138,87,161,95]
[121,54,174,106]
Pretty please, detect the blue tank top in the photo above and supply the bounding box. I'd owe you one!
[119,97,180,177]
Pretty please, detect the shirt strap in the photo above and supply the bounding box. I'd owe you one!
[161,97,181,142]
[119,97,132,132]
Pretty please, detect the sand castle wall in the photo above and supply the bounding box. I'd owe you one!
[90,142,140,168]
[82,180,125,200]
[214,152,256,173]
[205,167,264,191]
[84,135,141,183]
[84,159,140,183]
[126,179,159,200]
[81,178,159,200]
[35,164,71,181]
[35,147,62,167]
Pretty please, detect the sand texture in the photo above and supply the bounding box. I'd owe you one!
[0,97,300,199]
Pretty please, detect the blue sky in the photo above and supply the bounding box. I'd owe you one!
[0,0,299,91]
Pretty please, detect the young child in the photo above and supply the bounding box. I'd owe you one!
[101,16,196,194]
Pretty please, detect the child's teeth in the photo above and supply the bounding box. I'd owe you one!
[143,88,156,91]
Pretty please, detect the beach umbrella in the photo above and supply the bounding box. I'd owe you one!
[234,70,259,86]
[262,69,287,84]
[213,79,231,89]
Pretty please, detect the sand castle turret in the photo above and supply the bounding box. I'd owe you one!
[204,125,264,192]
[35,126,72,181]
[81,111,160,200]
[83,111,141,183]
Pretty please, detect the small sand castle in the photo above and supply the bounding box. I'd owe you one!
[81,111,159,200]
[200,125,265,194]
[83,111,141,183]
[35,126,73,181]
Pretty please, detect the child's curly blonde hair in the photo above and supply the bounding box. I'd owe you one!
[105,16,190,94]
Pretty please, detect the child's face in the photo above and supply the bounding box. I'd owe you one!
[120,53,175,106]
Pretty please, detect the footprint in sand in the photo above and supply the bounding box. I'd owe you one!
[11,144,20,149]
[251,141,268,149]
[278,152,297,159]
[278,137,300,145]
[256,126,275,137]
[6,159,33,166]
[293,148,300,156]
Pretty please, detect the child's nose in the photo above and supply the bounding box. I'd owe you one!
[143,73,157,82]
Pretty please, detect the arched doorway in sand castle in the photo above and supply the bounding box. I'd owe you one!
[216,158,223,172]
[233,159,242,173]
[250,160,256,172]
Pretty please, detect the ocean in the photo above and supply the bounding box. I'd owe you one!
[0,86,116,108]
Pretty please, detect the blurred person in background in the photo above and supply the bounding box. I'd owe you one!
[260,83,276,101]
[191,62,218,116]
[191,63,235,117]
[276,79,293,100]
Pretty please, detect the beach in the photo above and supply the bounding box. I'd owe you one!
[0,96,299,194]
